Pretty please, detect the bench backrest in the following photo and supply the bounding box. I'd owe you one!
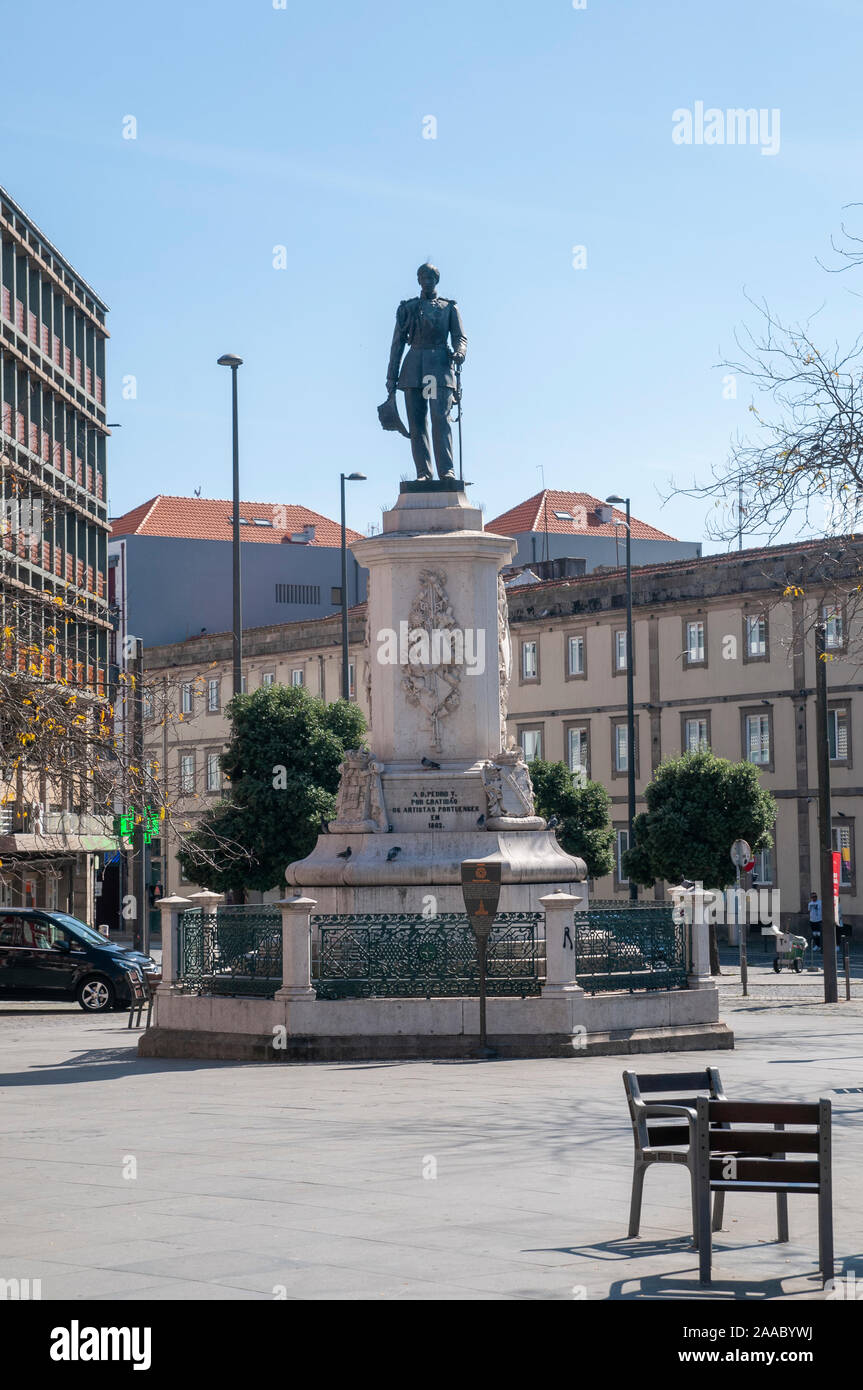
[696,1097,831,1190]
[624,1069,726,1151]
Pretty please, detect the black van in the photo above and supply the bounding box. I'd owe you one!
[0,909,158,1012]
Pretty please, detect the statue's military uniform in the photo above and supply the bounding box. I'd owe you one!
[387,295,467,480]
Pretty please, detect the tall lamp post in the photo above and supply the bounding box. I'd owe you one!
[217,354,244,697]
[607,495,638,901]
[341,472,366,700]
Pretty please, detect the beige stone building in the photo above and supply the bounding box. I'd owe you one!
[144,538,861,934]
[504,539,861,931]
[143,608,369,901]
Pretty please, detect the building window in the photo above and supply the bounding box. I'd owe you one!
[615,828,630,887]
[240,674,247,694]
[745,613,768,661]
[181,683,193,715]
[275,583,321,605]
[262,671,275,688]
[613,629,627,673]
[291,668,304,688]
[348,662,356,700]
[831,822,854,889]
[744,712,771,767]
[567,724,589,779]
[823,604,844,651]
[207,678,220,713]
[566,633,586,679]
[752,846,774,886]
[683,715,709,753]
[828,705,850,764]
[142,687,154,720]
[518,727,543,761]
[613,722,629,774]
[521,640,538,681]
[180,754,195,793]
[206,752,221,793]
[684,618,706,667]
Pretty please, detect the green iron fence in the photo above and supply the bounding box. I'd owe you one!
[574,906,687,994]
[177,906,282,997]
[312,912,543,999]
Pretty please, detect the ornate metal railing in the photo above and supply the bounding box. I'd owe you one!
[312,912,543,999]
[177,907,282,997]
[574,907,687,994]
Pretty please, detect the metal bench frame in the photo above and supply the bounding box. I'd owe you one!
[695,1097,833,1287]
[623,1069,728,1247]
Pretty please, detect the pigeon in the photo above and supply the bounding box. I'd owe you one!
[476,813,486,826]
[387,824,394,833]
[547,814,560,829]
[386,846,402,861]
[421,757,441,770]
[320,819,330,834]
[336,846,352,860]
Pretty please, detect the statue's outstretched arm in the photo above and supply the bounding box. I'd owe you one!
[449,302,467,363]
[386,303,408,393]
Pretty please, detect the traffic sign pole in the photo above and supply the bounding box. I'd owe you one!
[730,839,752,998]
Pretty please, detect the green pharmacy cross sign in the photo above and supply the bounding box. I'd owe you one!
[113,806,161,846]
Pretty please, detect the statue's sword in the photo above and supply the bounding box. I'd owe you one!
[453,361,464,483]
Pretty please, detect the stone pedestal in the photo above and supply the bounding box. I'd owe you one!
[285,483,587,916]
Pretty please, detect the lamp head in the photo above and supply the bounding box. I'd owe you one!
[217,353,243,368]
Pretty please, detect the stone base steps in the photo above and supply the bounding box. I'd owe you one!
[138,1021,733,1063]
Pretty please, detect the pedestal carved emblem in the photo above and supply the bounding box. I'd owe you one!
[401,568,462,750]
[330,749,388,833]
[480,749,545,829]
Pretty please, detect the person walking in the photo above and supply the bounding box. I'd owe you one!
[808,891,823,954]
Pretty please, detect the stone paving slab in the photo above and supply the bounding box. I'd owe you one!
[1,974,862,1301]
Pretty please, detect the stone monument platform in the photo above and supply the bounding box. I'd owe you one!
[285,484,587,916]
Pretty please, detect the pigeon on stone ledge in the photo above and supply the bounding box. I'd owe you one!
[547,815,560,829]
[476,813,486,826]
[421,757,441,770]
[386,846,402,861]
[336,846,352,860]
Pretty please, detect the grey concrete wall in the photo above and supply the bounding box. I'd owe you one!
[501,532,702,572]
[115,536,367,647]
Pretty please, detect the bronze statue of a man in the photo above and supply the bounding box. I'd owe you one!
[385,263,467,481]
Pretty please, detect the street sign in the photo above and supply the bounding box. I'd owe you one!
[730,839,752,868]
[460,859,502,938]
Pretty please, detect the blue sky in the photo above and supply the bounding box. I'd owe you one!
[2,0,862,548]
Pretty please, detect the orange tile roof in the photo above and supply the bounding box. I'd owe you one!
[485,489,677,542]
[110,495,361,547]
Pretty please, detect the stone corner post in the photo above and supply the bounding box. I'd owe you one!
[668,885,713,990]
[539,891,584,998]
[156,895,192,991]
[274,895,318,1001]
[186,889,224,914]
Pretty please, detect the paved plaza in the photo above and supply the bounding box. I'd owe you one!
[1,955,861,1301]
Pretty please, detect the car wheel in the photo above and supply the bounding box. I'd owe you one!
[772,958,781,973]
[77,976,115,1012]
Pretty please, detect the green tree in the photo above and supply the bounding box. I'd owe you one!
[529,759,615,880]
[623,750,777,972]
[177,685,366,894]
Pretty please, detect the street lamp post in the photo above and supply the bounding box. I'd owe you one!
[607,495,638,901]
[217,354,244,698]
[340,473,366,700]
